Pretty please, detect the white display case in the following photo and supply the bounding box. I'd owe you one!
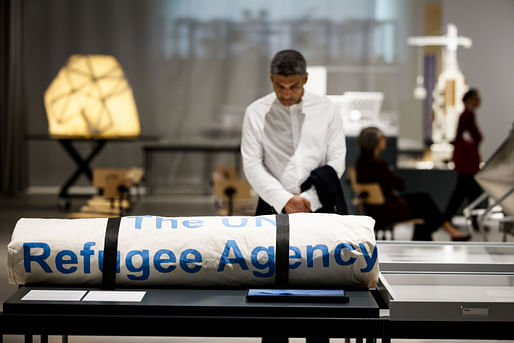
[378,241,514,273]
[379,272,514,321]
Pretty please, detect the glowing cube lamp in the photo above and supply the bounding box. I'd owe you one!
[44,55,140,138]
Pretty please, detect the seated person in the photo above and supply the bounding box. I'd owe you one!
[355,127,471,241]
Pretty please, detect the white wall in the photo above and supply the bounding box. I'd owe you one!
[443,0,514,160]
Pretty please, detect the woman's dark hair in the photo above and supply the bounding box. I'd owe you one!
[358,127,384,157]
[270,49,306,76]
[462,88,479,103]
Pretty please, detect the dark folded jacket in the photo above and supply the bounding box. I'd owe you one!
[301,165,348,215]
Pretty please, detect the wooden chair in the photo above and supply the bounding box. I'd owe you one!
[347,167,424,240]
[67,167,144,218]
[212,167,257,216]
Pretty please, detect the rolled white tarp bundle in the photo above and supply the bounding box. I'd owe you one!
[8,213,379,288]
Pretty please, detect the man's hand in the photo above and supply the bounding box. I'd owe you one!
[284,195,311,214]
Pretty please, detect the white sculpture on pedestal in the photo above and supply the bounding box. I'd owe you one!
[408,23,472,161]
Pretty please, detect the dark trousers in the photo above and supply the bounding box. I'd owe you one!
[444,173,483,221]
[402,193,445,241]
[255,197,278,215]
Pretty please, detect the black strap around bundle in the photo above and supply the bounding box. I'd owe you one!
[275,214,290,287]
[102,217,121,289]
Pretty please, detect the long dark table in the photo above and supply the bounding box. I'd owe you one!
[26,134,159,209]
[143,142,241,194]
[1,287,380,342]
[3,286,514,342]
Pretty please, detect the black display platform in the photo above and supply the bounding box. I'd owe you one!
[3,287,378,318]
[3,287,514,341]
[0,287,380,339]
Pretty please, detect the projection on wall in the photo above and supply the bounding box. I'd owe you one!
[44,55,141,139]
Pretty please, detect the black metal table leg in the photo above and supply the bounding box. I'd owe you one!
[57,139,107,200]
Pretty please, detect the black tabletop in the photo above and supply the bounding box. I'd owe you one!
[3,287,378,318]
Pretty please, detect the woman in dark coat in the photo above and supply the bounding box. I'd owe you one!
[355,127,470,241]
[444,89,483,223]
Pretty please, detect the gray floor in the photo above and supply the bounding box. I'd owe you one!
[0,192,512,343]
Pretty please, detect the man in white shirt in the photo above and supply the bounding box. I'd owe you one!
[241,49,346,215]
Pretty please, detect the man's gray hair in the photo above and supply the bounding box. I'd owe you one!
[270,50,306,76]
